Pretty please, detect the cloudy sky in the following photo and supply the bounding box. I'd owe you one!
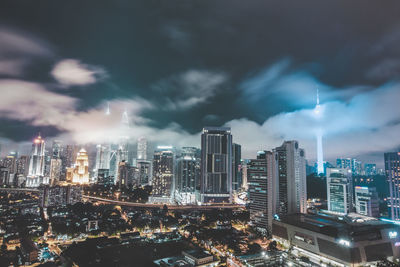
[1,0,400,166]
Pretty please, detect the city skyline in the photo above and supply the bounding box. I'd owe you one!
[0,1,400,166]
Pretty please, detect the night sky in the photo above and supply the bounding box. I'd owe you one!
[1,0,400,165]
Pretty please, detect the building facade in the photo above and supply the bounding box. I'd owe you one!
[327,167,353,214]
[385,152,400,220]
[200,127,232,204]
[152,146,174,200]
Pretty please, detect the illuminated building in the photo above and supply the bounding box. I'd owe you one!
[16,155,29,177]
[39,185,82,207]
[355,186,379,217]
[28,135,45,177]
[232,143,242,191]
[51,140,62,159]
[95,144,111,178]
[274,141,307,215]
[49,158,62,185]
[151,146,174,202]
[61,144,74,180]
[364,163,377,176]
[71,148,90,184]
[272,211,400,266]
[118,160,139,188]
[385,152,400,220]
[248,150,275,235]
[200,127,232,204]
[314,89,324,175]
[137,137,147,160]
[327,167,353,214]
[137,160,151,185]
[26,134,48,187]
[113,110,130,181]
[175,147,200,204]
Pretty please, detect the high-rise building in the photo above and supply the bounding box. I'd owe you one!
[137,160,151,185]
[326,167,353,214]
[137,137,147,160]
[175,147,200,204]
[232,143,242,191]
[200,127,232,204]
[61,144,74,181]
[16,155,29,177]
[336,157,362,175]
[97,169,113,185]
[95,144,111,175]
[28,135,45,177]
[364,163,377,176]
[274,141,307,215]
[49,158,62,185]
[51,140,62,159]
[118,160,139,188]
[385,152,400,220]
[248,151,275,235]
[354,186,379,217]
[26,134,48,187]
[0,167,10,186]
[152,146,174,201]
[39,185,82,208]
[71,149,90,184]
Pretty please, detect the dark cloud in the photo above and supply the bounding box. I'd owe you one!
[1,0,400,165]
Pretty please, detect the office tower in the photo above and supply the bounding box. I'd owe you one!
[95,144,111,174]
[51,140,62,159]
[28,135,45,177]
[71,149,90,184]
[352,159,362,175]
[2,153,17,183]
[97,169,113,185]
[248,151,275,235]
[49,158,62,185]
[16,155,29,176]
[326,167,353,214]
[364,163,377,176]
[200,127,232,204]
[241,161,249,191]
[273,141,307,215]
[61,145,74,181]
[232,143,242,191]
[137,137,147,160]
[152,146,174,201]
[385,152,400,220]
[137,160,151,185]
[354,186,379,217]
[0,167,10,186]
[336,158,352,169]
[26,134,48,187]
[118,160,139,188]
[175,147,200,204]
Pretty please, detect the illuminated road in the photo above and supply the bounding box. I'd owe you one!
[83,195,244,210]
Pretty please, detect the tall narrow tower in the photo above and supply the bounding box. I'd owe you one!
[314,89,324,175]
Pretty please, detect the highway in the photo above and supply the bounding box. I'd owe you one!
[83,195,245,210]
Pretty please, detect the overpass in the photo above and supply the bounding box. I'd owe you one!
[83,195,245,210]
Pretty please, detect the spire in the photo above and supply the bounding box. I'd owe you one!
[121,108,129,126]
[105,102,110,115]
[316,87,320,106]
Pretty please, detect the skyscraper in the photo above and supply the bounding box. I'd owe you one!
[28,135,45,177]
[95,144,111,175]
[49,158,62,185]
[26,134,47,187]
[326,167,353,214]
[314,89,324,175]
[151,146,174,202]
[385,152,400,220]
[71,149,90,184]
[137,160,151,185]
[364,163,377,176]
[354,186,379,217]
[175,147,200,204]
[51,140,62,159]
[137,137,147,160]
[232,143,242,191]
[274,141,307,215]
[248,151,275,235]
[200,127,232,204]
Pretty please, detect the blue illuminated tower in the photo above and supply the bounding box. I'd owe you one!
[314,89,324,175]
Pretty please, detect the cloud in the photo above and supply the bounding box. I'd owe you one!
[226,82,400,162]
[0,28,53,77]
[366,58,400,81]
[51,59,107,86]
[154,69,228,110]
